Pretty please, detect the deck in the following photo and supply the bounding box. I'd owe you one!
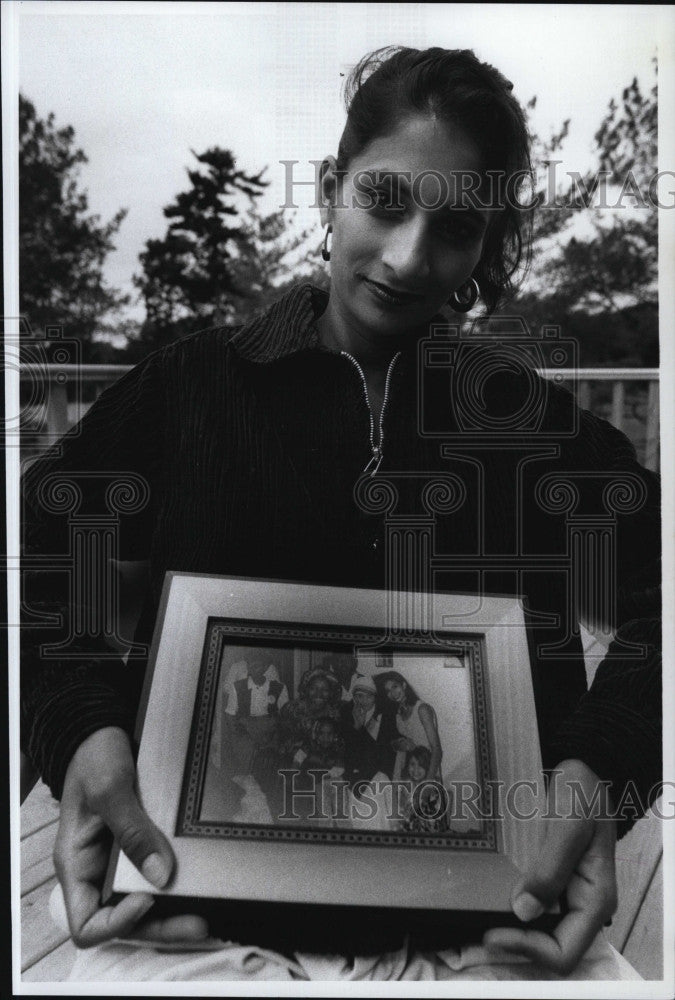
[20,777,664,983]
[20,781,76,982]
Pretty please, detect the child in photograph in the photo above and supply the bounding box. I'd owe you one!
[400,746,451,835]
[294,716,345,773]
[292,717,346,827]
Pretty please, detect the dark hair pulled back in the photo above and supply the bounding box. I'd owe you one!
[336,47,533,312]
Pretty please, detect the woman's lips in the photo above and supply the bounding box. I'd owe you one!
[361,276,424,305]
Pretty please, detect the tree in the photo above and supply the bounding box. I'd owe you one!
[134,148,259,346]
[509,68,658,367]
[19,95,131,359]
[224,204,329,327]
[132,147,325,357]
[136,147,268,329]
[544,72,656,312]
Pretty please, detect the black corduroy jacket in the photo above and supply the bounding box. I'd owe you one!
[21,284,661,827]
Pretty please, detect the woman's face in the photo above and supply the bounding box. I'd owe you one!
[308,676,331,708]
[407,755,427,783]
[321,115,490,342]
[384,679,406,704]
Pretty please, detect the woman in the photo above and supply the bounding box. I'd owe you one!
[249,666,342,818]
[378,671,443,781]
[261,669,343,824]
[21,46,659,981]
[277,667,343,763]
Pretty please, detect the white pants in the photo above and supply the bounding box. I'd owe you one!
[66,931,640,983]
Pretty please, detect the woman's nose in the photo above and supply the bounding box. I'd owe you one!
[380,217,431,285]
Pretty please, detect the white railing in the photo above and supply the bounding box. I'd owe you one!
[20,364,132,440]
[540,368,659,471]
[20,364,660,470]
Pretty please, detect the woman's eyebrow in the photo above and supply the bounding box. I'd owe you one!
[354,168,492,225]
[367,169,491,209]
[440,202,490,226]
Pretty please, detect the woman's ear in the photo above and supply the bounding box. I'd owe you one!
[318,155,340,227]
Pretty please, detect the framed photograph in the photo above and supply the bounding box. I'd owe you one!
[109,573,551,920]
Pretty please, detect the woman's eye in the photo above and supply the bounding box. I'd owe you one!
[437,213,482,245]
[370,189,405,216]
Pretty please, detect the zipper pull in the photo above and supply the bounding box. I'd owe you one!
[363,445,383,477]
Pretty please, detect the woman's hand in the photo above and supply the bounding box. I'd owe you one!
[482,759,618,975]
[54,726,209,948]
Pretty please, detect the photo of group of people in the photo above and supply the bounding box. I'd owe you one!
[196,637,484,838]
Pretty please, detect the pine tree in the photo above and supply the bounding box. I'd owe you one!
[509,66,657,367]
[19,94,130,359]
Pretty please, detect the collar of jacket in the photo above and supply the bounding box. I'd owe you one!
[226,282,447,365]
[227,283,328,363]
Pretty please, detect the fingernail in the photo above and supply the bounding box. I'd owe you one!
[141,853,170,888]
[513,891,545,922]
[135,894,155,917]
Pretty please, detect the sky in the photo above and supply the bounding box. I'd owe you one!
[11,2,667,321]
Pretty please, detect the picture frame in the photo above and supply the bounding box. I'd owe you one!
[108,572,554,930]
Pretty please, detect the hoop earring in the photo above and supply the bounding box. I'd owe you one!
[321,224,333,262]
[449,277,479,313]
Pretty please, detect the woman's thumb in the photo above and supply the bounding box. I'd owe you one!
[75,727,176,890]
[96,781,175,889]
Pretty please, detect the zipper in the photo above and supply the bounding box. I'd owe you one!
[341,351,401,476]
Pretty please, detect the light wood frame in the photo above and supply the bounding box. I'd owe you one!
[110,572,548,916]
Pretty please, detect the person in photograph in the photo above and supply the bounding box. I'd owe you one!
[277,667,342,760]
[21,44,660,981]
[223,654,280,694]
[225,653,288,718]
[220,651,289,776]
[315,653,358,700]
[338,674,400,834]
[289,716,346,827]
[297,716,344,772]
[269,667,343,823]
[399,745,451,835]
[339,673,396,785]
[377,671,443,781]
